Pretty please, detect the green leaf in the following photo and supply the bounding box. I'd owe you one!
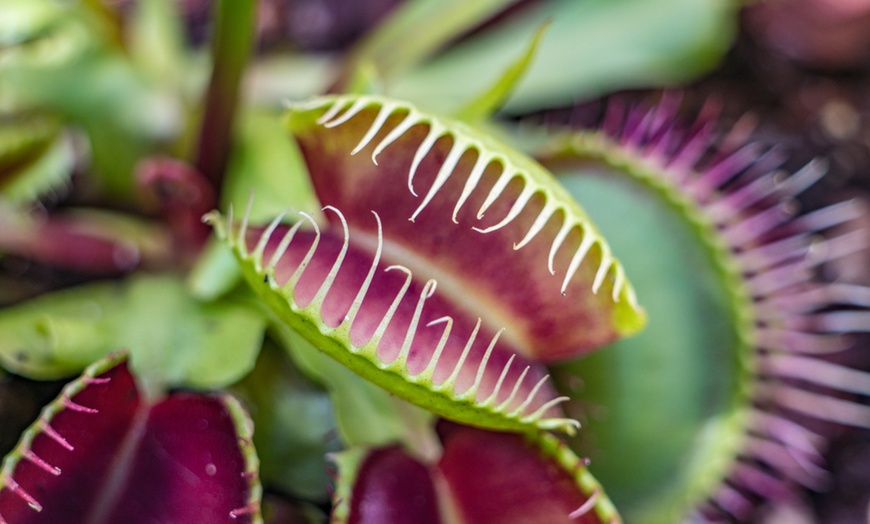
[128,0,188,89]
[0,0,181,198]
[232,338,339,502]
[348,0,522,81]
[272,323,440,459]
[222,109,324,225]
[0,275,265,392]
[390,0,737,113]
[0,118,75,204]
[454,20,550,123]
[187,236,244,301]
[550,171,745,523]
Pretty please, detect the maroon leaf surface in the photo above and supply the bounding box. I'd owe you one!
[334,423,620,524]
[437,424,608,524]
[347,447,440,524]
[287,98,645,363]
[0,353,260,524]
[246,222,559,420]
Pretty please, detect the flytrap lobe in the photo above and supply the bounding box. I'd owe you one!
[539,93,870,522]
[206,94,647,435]
[0,352,262,524]
[331,423,622,524]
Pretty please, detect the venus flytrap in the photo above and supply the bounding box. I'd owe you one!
[537,95,870,522]
[0,352,262,524]
[205,94,646,437]
[2,1,868,522]
[1,3,641,519]
[330,423,620,524]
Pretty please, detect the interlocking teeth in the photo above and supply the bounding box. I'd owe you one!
[208,199,580,434]
[290,95,639,309]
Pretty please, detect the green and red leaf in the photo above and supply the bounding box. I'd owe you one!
[208,210,574,434]
[287,95,645,361]
[206,94,646,435]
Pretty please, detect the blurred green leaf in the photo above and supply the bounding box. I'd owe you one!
[0,0,182,198]
[391,0,737,113]
[187,236,243,301]
[454,20,550,122]
[551,170,744,523]
[232,340,339,501]
[222,109,324,224]
[272,323,440,462]
[128,0,188,89]
[349,0,522,81]
[0,114,75,203]
[0,275,266,393]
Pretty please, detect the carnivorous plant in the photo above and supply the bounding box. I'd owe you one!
[0,1,868,523]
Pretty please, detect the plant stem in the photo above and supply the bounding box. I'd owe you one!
[195,0,258,192]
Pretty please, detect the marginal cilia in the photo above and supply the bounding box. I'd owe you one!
[297,94,641,304]
[207,94,655,436]
[207,200,579,434]
[540,93,870,520]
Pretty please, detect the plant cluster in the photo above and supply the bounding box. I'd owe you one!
[0,1,868,523]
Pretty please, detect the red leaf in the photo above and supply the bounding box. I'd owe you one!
[249,224,557,417]
[289,100,645,362]
[336,423,618,524]
[349,447,440,524]
[437,425,606,524]
[0,353,260,524]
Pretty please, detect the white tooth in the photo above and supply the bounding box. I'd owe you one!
[561,232,596,295]
[284,213,320,293]
[508,374,550,417]
[366,265,412,349]
[411,141,465,221]
[452,149,492,223]
[473,182,536,235]
[253,212,287,268]
[351,103,394,156]
[395,279,438,366]
[322,98,368,128]
[468,328,504,399]
[419,316,453,380]
[345,212,383,327]
[237,194,255,257]
[267,219,306,274]
[548,218,572,276]
[407,123,445,198]
[592,248,613,294]
[441,318,481,392]
[497,365,529,412]
[310,207,350,310]
[476,168,516,219]
[371,111,418,165]
[483,354,515,406]
[316,98,348,125]
[514,201,557,250]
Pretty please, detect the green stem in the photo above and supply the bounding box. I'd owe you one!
[195,0,257,191]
